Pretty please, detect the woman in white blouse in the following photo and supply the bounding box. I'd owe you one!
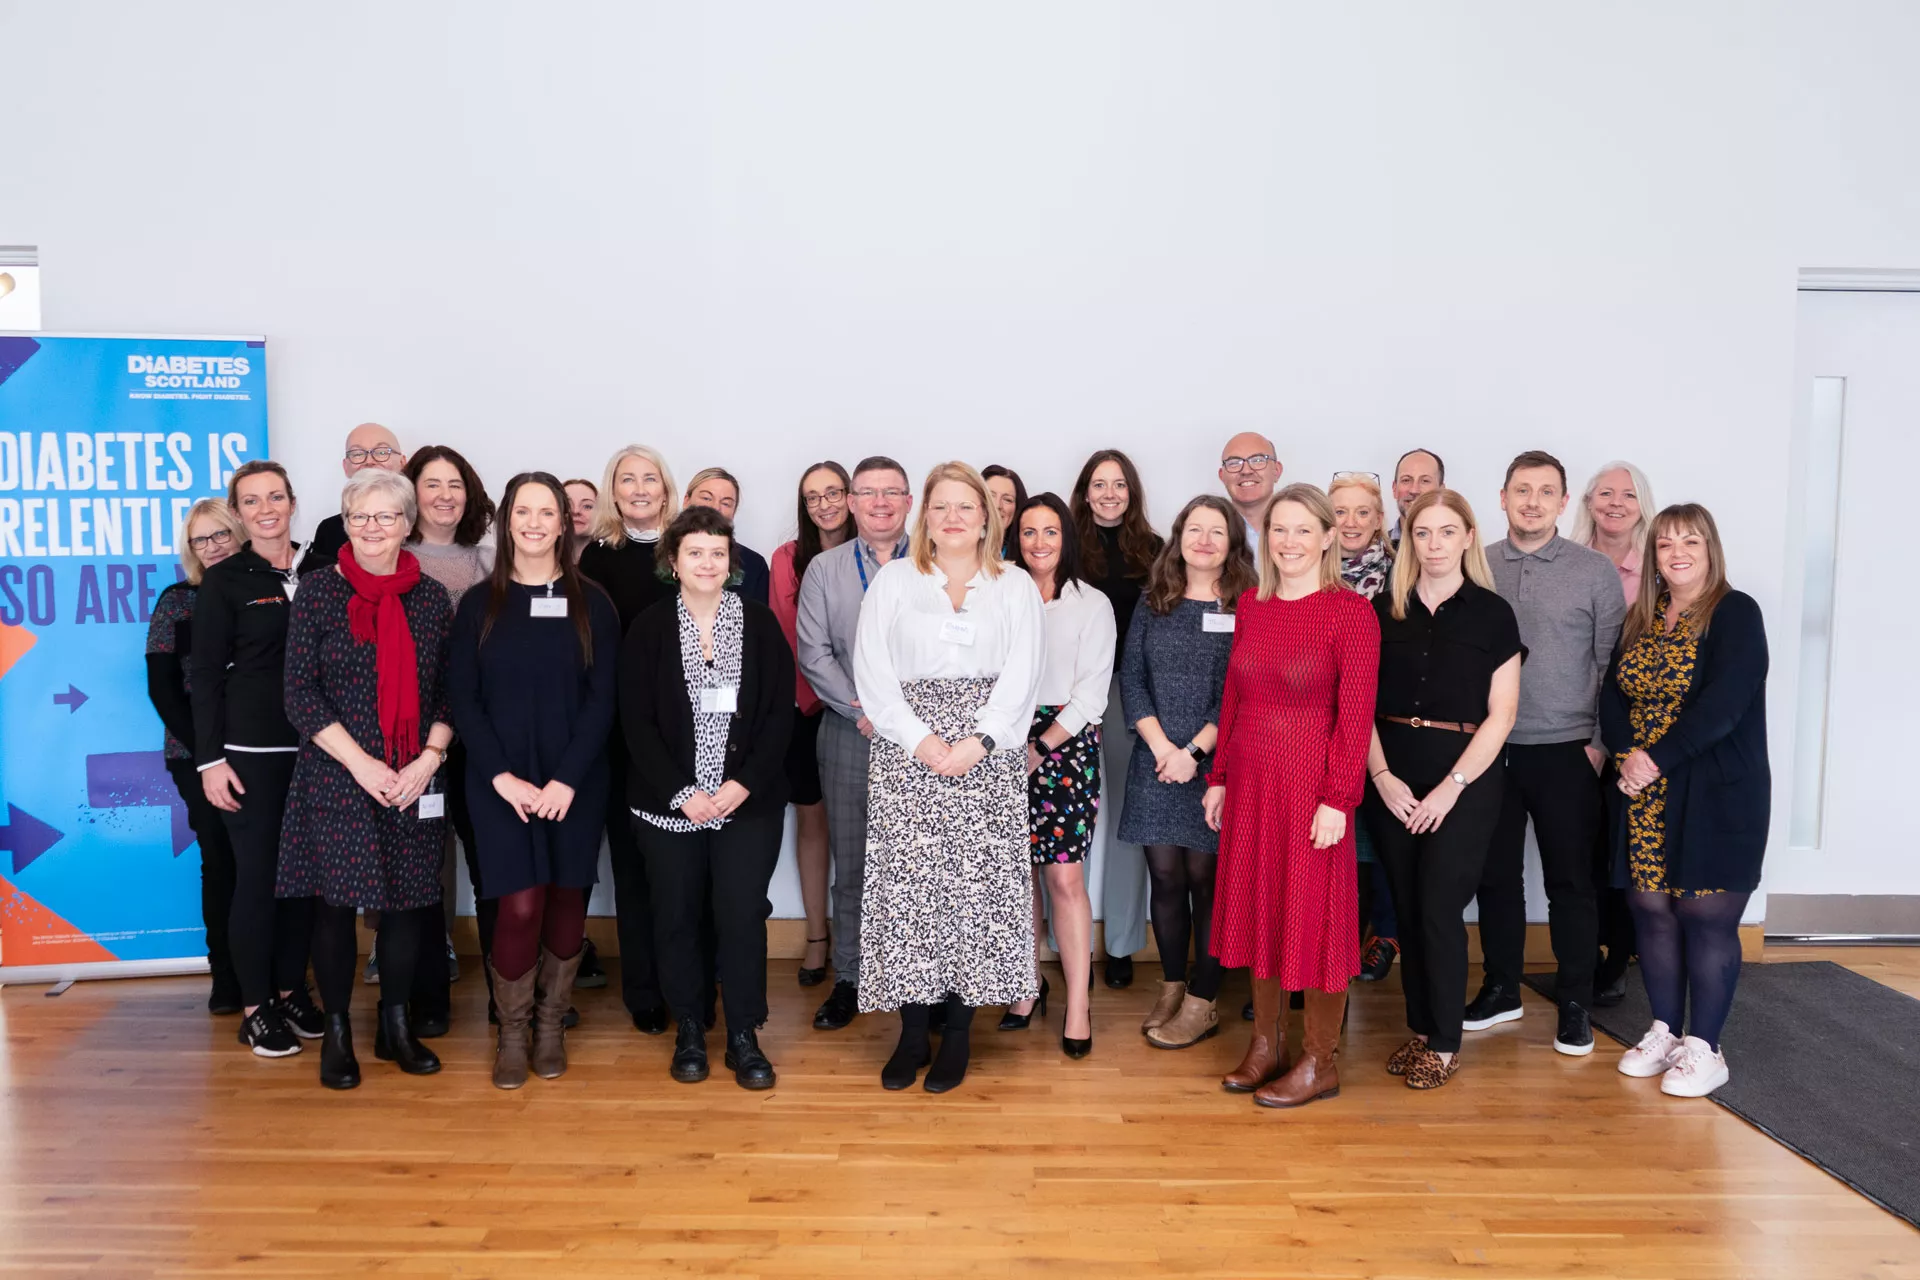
[853,461,1046,1094]
[996,492,1115,1059]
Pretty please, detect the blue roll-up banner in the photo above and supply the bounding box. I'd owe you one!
[0,334,269,980]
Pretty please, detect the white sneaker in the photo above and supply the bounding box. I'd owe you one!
[1617,1020,1682,1077]
[1660,1036,1729,1097]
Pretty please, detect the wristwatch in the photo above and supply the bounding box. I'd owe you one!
[1185,742,1208,762]
[1450,771,1468,787]
[974,734,997,753]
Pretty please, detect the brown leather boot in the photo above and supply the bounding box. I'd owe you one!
[1222,978,1289,1092]
[1141,981,1187,1033]
[1146,993,1218,1048]
[489,959,537,1091]
[1255,987,1345,1108]
[531,945,584,1080]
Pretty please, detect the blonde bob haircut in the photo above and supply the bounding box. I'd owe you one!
[1387,488,1495,620]
[1255,483,1346,600]
[590,444,680,547]
[1327,473,1389,550]
[176,497,244,585]
[909,461,1006,578]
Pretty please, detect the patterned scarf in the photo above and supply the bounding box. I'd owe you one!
[1341,538,1393,600]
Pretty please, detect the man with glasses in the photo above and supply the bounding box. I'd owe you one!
[1389,448,1445,544]
[1218,432,1281,548]
[297,423,408,574]
[794,456,915,1031]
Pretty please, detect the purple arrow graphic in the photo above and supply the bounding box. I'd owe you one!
[1,803,64,873]
[53,685,89,713]
[85,751,194,856]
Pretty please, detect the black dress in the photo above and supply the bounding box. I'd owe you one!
[448,581,621,897]
[276,567,455,910]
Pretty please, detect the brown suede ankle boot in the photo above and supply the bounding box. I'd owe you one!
[489,959,538,1091]
[1141,981,1187,1033]
[1222,978,1289,1092]
[1255,987,1345,1108]
[531,945,583,1080]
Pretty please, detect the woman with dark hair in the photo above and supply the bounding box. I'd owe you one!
[1603,504,1768,1098]
[771,460,852,986]
[622,504,795,1089]
[685,467,771,604]
[1068,449,1164,989]
[998,492,1115,1058]
[982,465,1028,561]
[449,473,620,1089]
[1126,496,1256,1050]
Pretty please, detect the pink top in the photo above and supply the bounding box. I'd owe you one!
[770,540,821,715]
[1613,552,1642,608]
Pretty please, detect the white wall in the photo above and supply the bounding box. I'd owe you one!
[5,1,1918,917]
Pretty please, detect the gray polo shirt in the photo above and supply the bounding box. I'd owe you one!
[794,535,908,723]
[1488,534,1626,746]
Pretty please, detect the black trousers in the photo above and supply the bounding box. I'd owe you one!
[605,758,664,1015]
[167,758,238,991]
[1365,724,1505,1055]
[1594,759,1637,966]
[1474,740,1600,1008]
[217,752,313,1009]
[634,810,780,1032]
[406,747,475,1021]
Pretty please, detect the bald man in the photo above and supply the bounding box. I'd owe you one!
[296,423,408,574]
[1218,431,1281,547]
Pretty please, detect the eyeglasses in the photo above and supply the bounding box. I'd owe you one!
[804,486,847,510]
[344,445,401,464]
[926,502,980,519]
[346,510,406,529]
[1221,453,1275,473]
[188,529,235,551]
[1331,470,1380,486]
[851,487,911,501]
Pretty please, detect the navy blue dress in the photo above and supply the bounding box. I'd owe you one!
[448,580,621,898]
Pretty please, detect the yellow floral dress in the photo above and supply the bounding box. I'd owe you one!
[1615,595,1722,899]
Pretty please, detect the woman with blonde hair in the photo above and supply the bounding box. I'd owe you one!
[853,461,1045,1093]
[1364,489,1523,1090]
[1200,484,1378,1107]
[147,497,248,1015]
[1570,461,1655,606]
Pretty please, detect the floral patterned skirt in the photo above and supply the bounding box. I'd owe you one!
[1028,706,1101,866]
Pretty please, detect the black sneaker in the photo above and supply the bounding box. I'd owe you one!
[1461,982,1524,1031]
[812,979,859,1031]
[575,937,609,989]
[207,974,243,1016]
[275,985,325,1039]
[1553,1002,1595,1057]
[1358,936,1399,982]
[238,1007,302,1058]
[1104,955,1134,989]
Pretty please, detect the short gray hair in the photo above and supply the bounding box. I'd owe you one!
[341,467,417,526]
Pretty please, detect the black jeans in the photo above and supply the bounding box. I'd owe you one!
[1366,724,1505,1055]
[167,758,238,991]
[1474,740,1600,1008]
[218,752,314,1009]
[634,810,781,1032]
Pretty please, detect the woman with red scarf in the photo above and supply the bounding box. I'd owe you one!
[279,468,457,1090]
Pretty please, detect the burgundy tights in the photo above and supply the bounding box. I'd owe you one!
[491,885,587,981]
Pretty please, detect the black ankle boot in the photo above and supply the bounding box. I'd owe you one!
[374,1001,441,1075]
[725,1027,776,1090]
[924,998,974,1094]
[671,1016,709,1083]
[320,1012,360,1090]
[881,1005,932,1090]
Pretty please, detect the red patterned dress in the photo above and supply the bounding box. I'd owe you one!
[1207,587,1379,991]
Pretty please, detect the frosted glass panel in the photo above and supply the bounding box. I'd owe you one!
[1790,376,1845,849]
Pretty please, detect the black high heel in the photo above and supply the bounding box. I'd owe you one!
[997,976,1050,1030]
[1062,1025,1092,1059]
[798,933,830,988]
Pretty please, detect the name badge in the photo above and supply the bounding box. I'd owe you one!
[281,580,298,602]
[416,791,446,819]
[530,596,568,618]
[938,617,977,646]
[1202,612,1235,633]
[699,686,740,714]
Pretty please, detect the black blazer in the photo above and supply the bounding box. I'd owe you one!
[1600,589,1770,893]
[619,595,795,820]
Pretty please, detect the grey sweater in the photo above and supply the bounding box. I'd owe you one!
[1488,534,1625,745]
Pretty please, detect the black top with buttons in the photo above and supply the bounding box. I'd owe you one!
[1372,579,1525,724]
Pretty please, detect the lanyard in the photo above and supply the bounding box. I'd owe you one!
[854,539,909,593]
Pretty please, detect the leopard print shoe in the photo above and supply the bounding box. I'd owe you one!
[1385,1037,1428,1076]
[1404,1046,1461,1090]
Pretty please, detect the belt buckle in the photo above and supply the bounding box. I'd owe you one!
[1410,716,1425,729]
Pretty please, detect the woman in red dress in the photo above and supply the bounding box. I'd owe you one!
[1203,483,1379,1108]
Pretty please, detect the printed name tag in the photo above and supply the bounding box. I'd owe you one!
[416,791,446,819]
[530,596,568,618]
[700,686,740,714]
[1202,612,1235,633]
[938,617,977,646]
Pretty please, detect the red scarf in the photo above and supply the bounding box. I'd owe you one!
[336,544,423,766]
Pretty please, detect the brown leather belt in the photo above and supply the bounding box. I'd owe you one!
[1381,715,1480,734]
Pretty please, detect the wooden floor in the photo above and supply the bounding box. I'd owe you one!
[1,948,1916,1279]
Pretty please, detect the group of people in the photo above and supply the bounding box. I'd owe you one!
[146,422,1771,1101]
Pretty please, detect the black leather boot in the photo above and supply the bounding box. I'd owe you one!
[725,1027,776,1090]
[319,1012,360,1090]
[924,997,975,1094]
[671,1016,709,1083]
[881,1004,931,1090]
[374,1001,442,1075]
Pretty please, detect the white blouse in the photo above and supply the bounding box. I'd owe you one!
[1034,580,1115,737]
[853,555,1046,751]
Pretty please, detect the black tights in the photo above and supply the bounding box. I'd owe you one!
[1145,845,1220,1000]
[1629,889,1750,1051]
[313,902,429,1015]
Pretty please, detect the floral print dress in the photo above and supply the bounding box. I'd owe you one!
[1027,707,1100,865]
[1615,595,1722,899]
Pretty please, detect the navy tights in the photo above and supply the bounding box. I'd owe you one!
[1628,889,1750,1051]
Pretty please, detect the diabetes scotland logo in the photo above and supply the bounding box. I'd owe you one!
[126,353,255,400]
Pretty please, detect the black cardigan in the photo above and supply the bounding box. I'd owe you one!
[1599,589,1770,893]
[188,542,304,763]
[618,594,795,820]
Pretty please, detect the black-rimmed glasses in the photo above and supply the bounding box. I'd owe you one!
[188,529,235,552]
[344,445,401,465]
[1221,453,1274,473]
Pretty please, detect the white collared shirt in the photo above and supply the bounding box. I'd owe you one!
[1034,580,1115,736]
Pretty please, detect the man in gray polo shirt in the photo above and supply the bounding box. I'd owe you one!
[794,455,913,1031]
[1466,449,1626,1057]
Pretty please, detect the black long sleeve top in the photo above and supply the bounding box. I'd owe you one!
[188,542,303,765]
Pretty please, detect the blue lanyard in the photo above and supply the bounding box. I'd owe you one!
[854,539,908,593]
